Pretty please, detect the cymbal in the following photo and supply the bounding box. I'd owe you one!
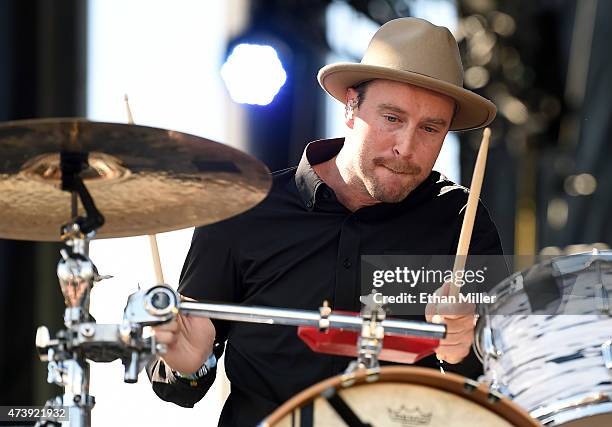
[0,118,271,241]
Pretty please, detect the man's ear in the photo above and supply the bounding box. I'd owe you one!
[344,88,358,129]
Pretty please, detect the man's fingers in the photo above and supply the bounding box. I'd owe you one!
[437,321,474,343]
[432,310,475,364]
[425,283,475,321]
[151,318,180,346]
[444,316,476,330]
[443,321,476,341]
[152,330,178,345]
[433,302,476,317]
[425,283,476,365]
[425,302,436,322]
[437,332,473,346]
[429,313,475,329]
[432,282,451,298]
[152,318,179,332]
[442,313,475,320]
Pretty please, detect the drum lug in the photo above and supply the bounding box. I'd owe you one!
[483,324,502,359]
[463,378,478,393]
[595,281,611,315]
[489,378,511,398]
[464,379,506,403]
[602,340,612,370]
[590,251,612,315]
[486,389,504,404]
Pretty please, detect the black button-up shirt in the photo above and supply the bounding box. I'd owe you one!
[149,138,504,426]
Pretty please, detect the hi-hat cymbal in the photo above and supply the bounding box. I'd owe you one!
[0,118,271,241]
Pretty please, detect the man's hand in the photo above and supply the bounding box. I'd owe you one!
[425,282,476,364]
[151,309,215,374]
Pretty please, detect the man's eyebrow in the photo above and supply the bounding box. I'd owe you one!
[421,117,449,126]
[377,104,449,126]
[377,103,407,115]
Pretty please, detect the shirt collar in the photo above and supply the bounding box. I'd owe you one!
[294,137,440,212]
[295,138,344,210]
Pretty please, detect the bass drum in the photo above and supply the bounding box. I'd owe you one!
[259,366,540,427]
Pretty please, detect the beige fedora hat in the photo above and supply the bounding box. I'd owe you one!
[318,17,496,131]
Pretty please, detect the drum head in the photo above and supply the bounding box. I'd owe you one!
[260,367,540,427]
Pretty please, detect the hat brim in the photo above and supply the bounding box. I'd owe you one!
[318,63,496,131]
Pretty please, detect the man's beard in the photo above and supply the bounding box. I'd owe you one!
[365,157,424,203]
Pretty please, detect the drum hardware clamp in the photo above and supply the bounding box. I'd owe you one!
[341,297,387,386]
[474,307,503,362]
[318,301,331,331]
[481,323,503,360]
[595,283,610,315]
[603,340,612,370]
[584,247,605,269]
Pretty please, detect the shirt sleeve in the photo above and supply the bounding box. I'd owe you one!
[146,341,225,408]
[178,223,243,342]
[147,223,241,407]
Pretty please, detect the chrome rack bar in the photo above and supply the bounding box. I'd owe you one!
[179,301,446,339]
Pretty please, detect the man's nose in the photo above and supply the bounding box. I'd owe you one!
[392,126,418,159]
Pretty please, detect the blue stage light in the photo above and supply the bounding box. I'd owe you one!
[221,43,287,106]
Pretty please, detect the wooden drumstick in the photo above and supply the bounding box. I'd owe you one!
[449,128,491,298]
[124,94,166,285]
[147,234,165,285]
[124,93,135,124]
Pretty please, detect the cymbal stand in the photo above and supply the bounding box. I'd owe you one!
[124,285,445,344]
[35,151,105,427]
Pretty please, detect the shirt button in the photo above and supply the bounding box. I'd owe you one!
[322,189,331,199]
[306,200,313,208]
[342,258,352,268]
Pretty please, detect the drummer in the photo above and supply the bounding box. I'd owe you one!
[149,17,504,425]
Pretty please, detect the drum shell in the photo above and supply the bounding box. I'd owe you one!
[475,252,612,426]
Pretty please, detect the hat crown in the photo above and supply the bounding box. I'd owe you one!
[317,17,496,130]
[361,18,464,87]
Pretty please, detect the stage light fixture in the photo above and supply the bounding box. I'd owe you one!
[221,43,287,106]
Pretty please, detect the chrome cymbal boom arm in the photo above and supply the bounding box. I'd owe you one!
[124,285,446,339]
[178,300,446,339]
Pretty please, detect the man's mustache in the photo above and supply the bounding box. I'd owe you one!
[373,157,422,175]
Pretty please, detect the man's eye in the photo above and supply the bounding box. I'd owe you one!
[423,126,438,133]
[384,115,399,123]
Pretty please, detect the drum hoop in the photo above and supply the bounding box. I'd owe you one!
[260,366,540,427]
[473,315,487,363]
[530,391,612,420]
[484,251,612,308]
[538,401,612,425]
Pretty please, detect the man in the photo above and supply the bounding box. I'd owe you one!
[148,17,502,425]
